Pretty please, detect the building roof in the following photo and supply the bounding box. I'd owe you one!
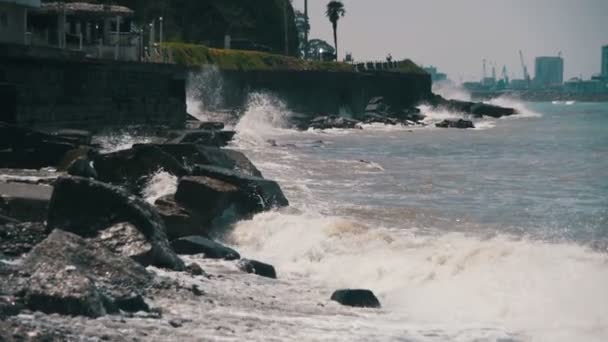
[35,2,133,18]
[0,0,41,8]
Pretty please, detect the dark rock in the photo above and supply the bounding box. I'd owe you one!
[362,113,401,125]
[330,289,381,308]
[0,122,77,169]
[0,222,47,257]
[309,116,361,130]
[93,145,188,192]
[185,263,205,276]
[0,182,53,222]
[427,95,516,119]
[190,165,288,212]
[167,129,235,147]
[21,230,152,317]
[0,213,20,224]
[143,144,262,177]
[95,222,156,266]
[236,259,276,279]
[191,284,203,296]
[198,122,225,130]
[171,236,240,260]
[174,175,240,225]
[66,157,98,179]
[51,129,93,145]
[154,195,208,240]
[435,119,475,129]
[0,295,23,318]
[470,102,517,118]
[169,319,183,328]
[46,176,185,271]
[56,146,98,171]
[176,167,288,226]
[113,293,150,313]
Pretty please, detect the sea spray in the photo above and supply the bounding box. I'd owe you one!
[186,65,225,121]
[230,210,608,341]
[233,92,293,146]
[142,169,178,204]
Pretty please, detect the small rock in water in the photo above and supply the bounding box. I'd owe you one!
[185,262,205,276]
[171,236,240,260]
[237,259,277,279]
[330,289,381,308]
[435,119,475,129]
[169,319,183,328]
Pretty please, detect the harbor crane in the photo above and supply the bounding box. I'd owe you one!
[519,50,531,86]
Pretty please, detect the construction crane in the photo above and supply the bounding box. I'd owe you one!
[519,50,531,85]
[502,65,509,84]
[482,59,487,81]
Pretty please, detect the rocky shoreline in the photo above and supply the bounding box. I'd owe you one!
[300,96,517,130]
[0,120,382,341]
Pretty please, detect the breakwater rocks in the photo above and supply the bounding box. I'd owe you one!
[0,120,382,339]
[302,96,515,130]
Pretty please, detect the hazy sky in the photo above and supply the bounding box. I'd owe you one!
[295,0,608,82]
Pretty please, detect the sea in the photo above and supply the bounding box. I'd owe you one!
[6,87,607,341]
[181,90,607,341]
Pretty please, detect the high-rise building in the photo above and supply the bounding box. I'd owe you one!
[534,56,564,88]
[602,45,608,77]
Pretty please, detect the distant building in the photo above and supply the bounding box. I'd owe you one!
[564,77,607,94]
[28,2,140,61]
[423,66,447,83]
[602,45,608,77]
[0,0,40,44]
[534,56,564,88]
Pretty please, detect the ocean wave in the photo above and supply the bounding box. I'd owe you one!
[229,209,608,341]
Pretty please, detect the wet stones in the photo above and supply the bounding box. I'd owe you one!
[46,176,185,271]
[309,116,361,130]
[21,230,153,317]
[330,289,381,308]
[154,195,208,240]
[171,236,240,260]
[435,119,475,129]
[0,222,47,257]
[236,259,277,279]
[167,129,235,147]
[144,144,263,177]
[93,145,188,192]
[0,182,53,222]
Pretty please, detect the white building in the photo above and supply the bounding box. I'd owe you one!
[0,0,40,44]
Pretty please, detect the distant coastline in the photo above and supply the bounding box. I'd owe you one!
[470,90,608,102]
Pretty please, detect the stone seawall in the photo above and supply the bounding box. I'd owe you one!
[202,69,432,116]
[0,45,187,128]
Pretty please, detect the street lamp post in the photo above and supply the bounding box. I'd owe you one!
[159,16,163,45]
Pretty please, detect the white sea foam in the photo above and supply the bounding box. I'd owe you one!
[230,210,608,342]
[142,168,178,204]
[233,92,294,147]
[94,133,156,153]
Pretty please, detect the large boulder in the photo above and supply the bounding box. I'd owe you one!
[190,165,289,211]
[0,182,53,222]
[330,289,381,308]
[170,236,240,260]
[175,175,240,226]
[95,222,157,265]
[470,102,517,118]
[237,259,277,279]
[167,129,235,147]
[177,166,288,225]
[154,195,208,240]
[93,145,188,192]
[435,119,475,129]
[46,176,185,271]
[0,122,77,169]
[309,116,361,130]
[20,230,152,317]
[0,222,47,257]
[139,144,262,177]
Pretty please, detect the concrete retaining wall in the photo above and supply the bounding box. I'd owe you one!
[0,44,187,128]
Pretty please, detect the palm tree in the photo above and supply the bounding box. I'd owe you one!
[325,1,345,61]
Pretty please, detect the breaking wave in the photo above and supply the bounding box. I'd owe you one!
[230,209,608,341]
